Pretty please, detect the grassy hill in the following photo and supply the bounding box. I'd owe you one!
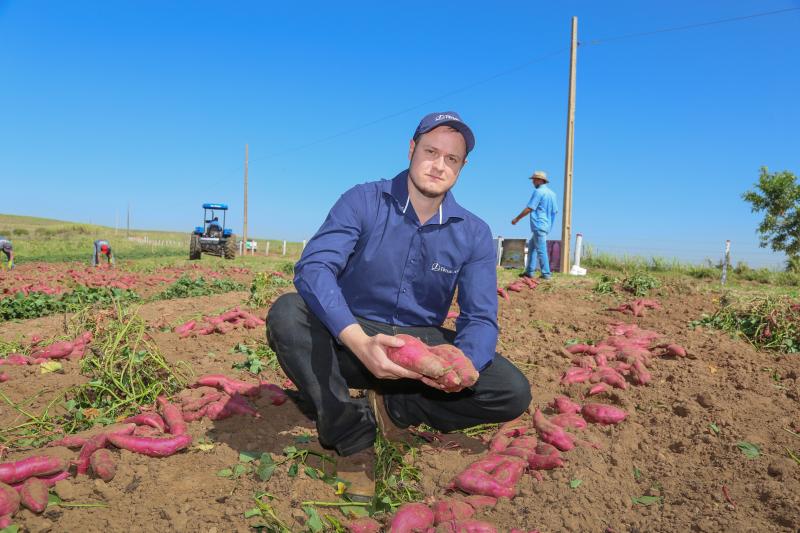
[0,213,304,264]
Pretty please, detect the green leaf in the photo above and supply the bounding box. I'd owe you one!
[304,466,320,479]
[341,505,369,518]
[256,463,275,482]
[259,452,274,465]
[569,479,582,489]
[737,441,761,458]
[288,463,298,477]
[709,422,720,435]
[47,493,62,506]
[632,495,662,505]
[0,525,20,533]
[216,468,233,478]
[244,508,263,518]
[283,445,298,456]
[239,451,260,463]
[303,506,324,533]
[40,361,62,374]
[633,466,642,481]
[295,434,311,444]
[232,464,251,478]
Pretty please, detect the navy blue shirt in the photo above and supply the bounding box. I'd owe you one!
[294,170,499,370]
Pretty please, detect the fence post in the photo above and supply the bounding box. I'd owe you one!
[721,240,731,285]
[495,237,503,267]
[282,241,287,255]
[265,242,270,256]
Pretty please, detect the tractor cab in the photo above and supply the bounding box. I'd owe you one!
[190,203,237,260]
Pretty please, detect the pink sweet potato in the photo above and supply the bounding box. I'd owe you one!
[0,456,68,485]
[175,320,197,337]
[491,456,526,487]
[0,373,7,383]
[488,418,527,452]
[31,340,73,359]
[528,443,564,470]
[549,413,587,430]
[507,435,538,451]
[662,343,687,357]
[259,382,288,406]
[0,515,10,528]
[435,520,498,533]
[587,383,610,396]
[385,334,447,378]
[346,516,382,533]
[462,495,497,509]
[433,498,475,524]
[630,359,651,385]
[565,343,594,355]
[549,396,581,415]
[89,449,116,481]
[591,367,628,390]
[157,396,187,435]
[193,374,261,397]
[560,367,593,385]
[581,403,628,425]
[453,469,515,499]
[0,482,20,516]
[107,433,192,457]
[122,413,166,433]
[18,477,48,513]
[48,423,136,449]
[532,409,574,451]
[180,391,223,412]
[0,354,31,365]
[390,502,434,532]
[497,288,510,303]
[77,434,108,475]
[429,344,479,389]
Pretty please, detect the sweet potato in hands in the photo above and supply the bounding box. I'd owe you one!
[430,344,479,390]
[386,335,447,379]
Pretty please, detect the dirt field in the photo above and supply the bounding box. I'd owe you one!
[0,266,798,532]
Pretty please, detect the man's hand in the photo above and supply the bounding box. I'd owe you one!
[511,217,519,225]
[339,325,423,381]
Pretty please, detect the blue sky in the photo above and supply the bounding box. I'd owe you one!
[1,1,798,268]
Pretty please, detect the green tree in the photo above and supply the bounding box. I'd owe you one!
[742,167,800,265]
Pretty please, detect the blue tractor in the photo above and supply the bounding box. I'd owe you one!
[190,203,238,260]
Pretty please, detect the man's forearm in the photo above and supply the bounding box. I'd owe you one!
[513,207,532,223]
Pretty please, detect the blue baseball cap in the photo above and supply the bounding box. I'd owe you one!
[413,111,475,154]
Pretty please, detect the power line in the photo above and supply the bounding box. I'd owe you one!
[582,6,800,47]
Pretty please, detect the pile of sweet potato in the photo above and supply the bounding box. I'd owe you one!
[497,276,538,303]
[0,331,93,366]
[385,335,478,391]
[174,307,266,337]
[607,298,661,317]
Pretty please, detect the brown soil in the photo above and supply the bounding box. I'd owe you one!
[0,275,798,532]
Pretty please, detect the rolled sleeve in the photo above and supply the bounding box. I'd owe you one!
[294,187,364,338]
[454,223,499,371]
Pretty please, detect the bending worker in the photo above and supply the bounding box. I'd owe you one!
[267,111,531,499]
[92,239,115,267]
[512,170,558,280]
[0,236,14,270]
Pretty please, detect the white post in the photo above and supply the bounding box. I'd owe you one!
[282,240,287,255]
[495,237,503,267]
[721,240,731,285]
[265,242,270,255]
[302,239,307,251]
[569,233,587,276]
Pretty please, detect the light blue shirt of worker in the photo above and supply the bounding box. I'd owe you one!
[526,183,558,233]
[294,170,499,371]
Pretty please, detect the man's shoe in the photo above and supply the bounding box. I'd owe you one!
[367,390,413,445]
[518,272,534,278]
[336,447,375,502]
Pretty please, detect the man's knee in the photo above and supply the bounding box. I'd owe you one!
[495,364,532,421]
[266,293,305,344]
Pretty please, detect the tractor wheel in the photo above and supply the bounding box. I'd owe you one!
[189,234,201,260]
[223,235,237,260]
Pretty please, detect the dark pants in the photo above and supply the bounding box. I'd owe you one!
[266,293,532,456]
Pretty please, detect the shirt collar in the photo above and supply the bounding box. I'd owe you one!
[387,170,468,224]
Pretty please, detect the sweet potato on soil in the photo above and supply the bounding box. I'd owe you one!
[549,413,587,430]
[157,396,187,435]
[497,287,510,302]
[346,516,382,533]
[0,373,7,383]
[30,340,73,360]
[549,396,581,415]
[507,435,538,451]
[0,456,68,485]
[433,498,475,524]
[491,456,526,487]
[89,449,116,481]
[462,495,497,509]
[453,468,516,499]
[587,383,611,396]
[390,502,434,532]
[193,374,261,397]
[488,418,527,452]
[0,354,31,366]
[630,359,652,385]
[18,477,48,513]
[122,413,166,433]
[581,403,628,425]
[259,382,289,406]
[565,343,595,355]
[661,343,687,357]
[528,443,564,470]
[385,334,447,378]
[77,434,108,475]
[107,433,192,457]
[435,519,498,533]
[175,320,197,337]
[0,482,20,516]
[532,409,574,451]
[180,391,223,412]
[560,367,593,385]
[0,515,10,528]
[48,423,136,449]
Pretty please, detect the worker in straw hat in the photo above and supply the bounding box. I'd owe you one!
[512,170,558,280]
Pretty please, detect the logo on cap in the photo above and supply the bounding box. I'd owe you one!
[435,114,460,123]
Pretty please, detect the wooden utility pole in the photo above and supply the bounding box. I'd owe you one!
[243,144,249,256]
[560,16,578,274]
[126,203,130,238]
